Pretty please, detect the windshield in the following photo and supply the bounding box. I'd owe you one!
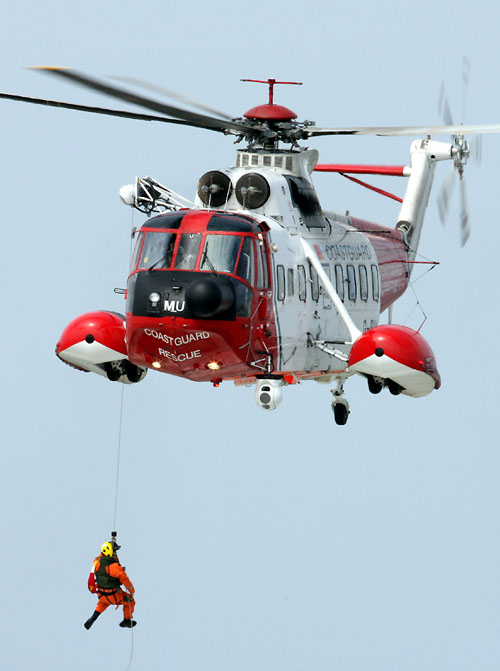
[138,232,177,270]
[200,234,242,274]
[174,233,202,270]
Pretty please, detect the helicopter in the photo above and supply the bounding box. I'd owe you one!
[3,69,500,424]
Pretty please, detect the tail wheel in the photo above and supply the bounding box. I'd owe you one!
[333,402,349,425]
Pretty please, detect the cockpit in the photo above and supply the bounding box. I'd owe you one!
[127,210,270,320]
[131,212,269,281]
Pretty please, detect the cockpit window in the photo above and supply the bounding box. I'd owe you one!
[138,232,177,270]
[130,231,143,272]
[235,236,255,284]
[200,234,242,273]
[174,233,202,270]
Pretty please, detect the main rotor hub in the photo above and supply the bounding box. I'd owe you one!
[241,77,301,122]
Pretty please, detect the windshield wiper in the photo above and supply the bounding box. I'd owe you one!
[201,248,219,277]
[147,255,168,273]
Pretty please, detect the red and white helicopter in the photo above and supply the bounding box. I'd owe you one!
[3,69,499,424]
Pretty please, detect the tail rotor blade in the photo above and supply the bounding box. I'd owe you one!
[462,54,471,123]
[474,134,483,166]
[459,177,470,246]
[437,165,456,226]
[438,82,454,127]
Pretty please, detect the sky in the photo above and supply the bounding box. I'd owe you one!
[1,1,499,669]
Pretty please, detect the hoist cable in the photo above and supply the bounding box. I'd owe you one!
[123,208,135,671]
[112,206,135,532]
[112,384,125,531]
[125,620,134,671]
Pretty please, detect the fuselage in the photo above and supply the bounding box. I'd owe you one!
[125,147,409,384]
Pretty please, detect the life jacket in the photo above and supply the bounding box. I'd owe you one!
[94,555,121,593]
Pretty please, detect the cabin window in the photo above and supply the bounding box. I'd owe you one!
[335,265,345,301]
[371,264,380,302]
[174,233,202,270]
[235,236,255,284]
[322,264,332,309]
[139,231,177,270]
[287,268,294,296]
[277,265,286,301]
[310,264,320,302]
[359,265,369,301]
[347,265,357,301]
[200,234,241,273]
[298,265,307,301]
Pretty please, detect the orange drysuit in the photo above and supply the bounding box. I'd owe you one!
[93,555,135,619]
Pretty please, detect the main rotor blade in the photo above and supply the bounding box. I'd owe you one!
[0,91,203,126]
[308,122,500,137]
[31,67,250,135]
[111,75,234,121]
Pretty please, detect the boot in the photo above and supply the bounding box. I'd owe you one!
[119,618,137,628]
[84,610,101,630]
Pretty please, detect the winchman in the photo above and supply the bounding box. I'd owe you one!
[84,539,137,630]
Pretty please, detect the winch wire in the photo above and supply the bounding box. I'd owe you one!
[112,385,135,671]
[125,623,135,671]
[116,207,137,670]
[112,384,125,532]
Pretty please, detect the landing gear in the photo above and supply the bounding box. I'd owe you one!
[332,399,349,425]
[105,361,123,381]
[105,360,145,383]
[125,360,143,383]
[367,374,403,396]
[387,379,403,395]
[331,379,350,425]
[367,375,383,394]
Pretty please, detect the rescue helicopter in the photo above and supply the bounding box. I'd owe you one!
[3,69,500,424]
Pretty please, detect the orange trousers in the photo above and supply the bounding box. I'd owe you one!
[96,589,135,619]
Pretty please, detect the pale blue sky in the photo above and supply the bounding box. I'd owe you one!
[1,1,499,669]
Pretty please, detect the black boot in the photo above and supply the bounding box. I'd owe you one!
[84,611,101,630]
[119,618,137,628]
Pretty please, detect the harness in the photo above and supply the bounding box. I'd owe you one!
[95,555,121,599]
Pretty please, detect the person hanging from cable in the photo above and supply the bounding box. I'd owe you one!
[84,536,137,630]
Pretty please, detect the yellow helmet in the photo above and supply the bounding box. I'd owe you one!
[101,542,114,557]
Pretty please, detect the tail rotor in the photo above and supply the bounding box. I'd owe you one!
[436,57,474,246]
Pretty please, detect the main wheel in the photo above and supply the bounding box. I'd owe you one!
[125,361,143,383]
[367,375,383,394]
[333,402,349,425]
[105,362,122,382]
[387,379,403,396]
